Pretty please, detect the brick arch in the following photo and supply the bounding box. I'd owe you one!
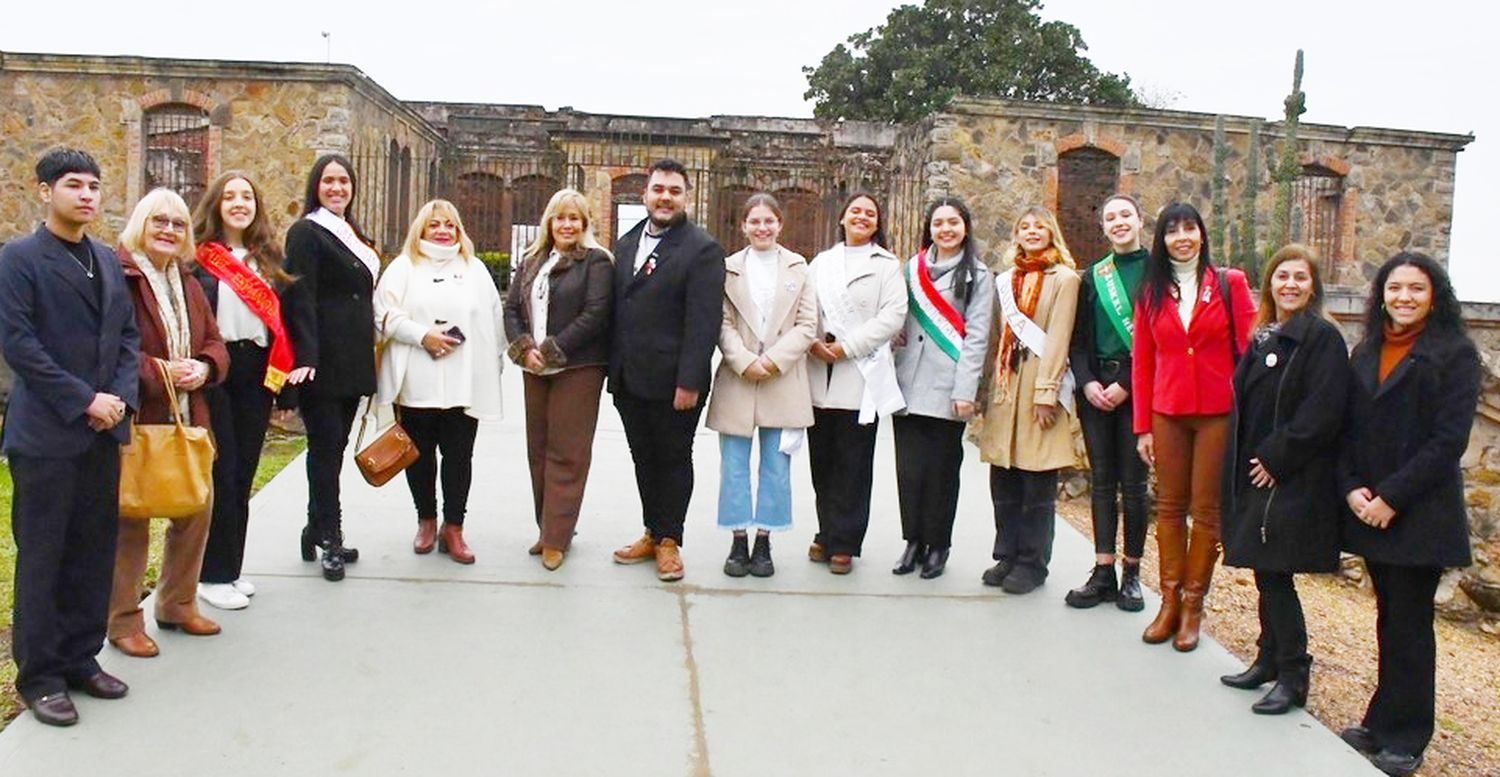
[1048,144,1122,265]
[126,88,229,207]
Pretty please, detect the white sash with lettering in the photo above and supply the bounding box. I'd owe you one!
[997,269,1076,414]
[815,249,905,424]
[307,208,380,280]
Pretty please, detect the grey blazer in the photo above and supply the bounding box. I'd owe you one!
[892,254,994,421]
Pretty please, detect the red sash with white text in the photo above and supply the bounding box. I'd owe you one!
[195,242,294,392]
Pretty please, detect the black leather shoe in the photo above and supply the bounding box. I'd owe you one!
[1339,726,1379,755]
[28,692,78,727]
[981,559,1014,587]
[1001,566,1044,594]
[919,547,949,579]
[67,671,128,699]
[748,533,774,578]
[1220,660,1277,689]
[321,547,346,582]
[1370,749,1423,777]
[1064,564,1118,608]
[1116,561,1145,612]
[1251,679,1306,714]
[892,542,923,575]
[723,534,750,578]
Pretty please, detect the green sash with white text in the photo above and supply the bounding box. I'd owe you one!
[1093,254,1134,348]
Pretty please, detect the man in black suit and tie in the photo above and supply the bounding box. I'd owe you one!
[609,159,725,581]
[0,148,140,726]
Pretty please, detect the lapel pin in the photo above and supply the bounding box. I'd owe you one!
[1265,352,1278,368]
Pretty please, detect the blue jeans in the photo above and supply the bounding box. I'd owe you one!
[717,429,792,532]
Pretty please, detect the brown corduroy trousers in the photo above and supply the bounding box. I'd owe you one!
[523,366,606,551]
[108,501,211,637]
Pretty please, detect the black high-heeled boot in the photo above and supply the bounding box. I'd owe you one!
[919,547,949,579]
[1251,655,1310,715]
[321,534,346,582]
[300,525,318,562]
[892,542,923,575]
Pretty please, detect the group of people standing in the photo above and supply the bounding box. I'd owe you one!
[1,149,1479,777]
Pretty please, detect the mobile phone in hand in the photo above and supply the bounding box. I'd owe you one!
[444,325,466,343]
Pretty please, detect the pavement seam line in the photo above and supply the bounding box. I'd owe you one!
[677,588,714,777]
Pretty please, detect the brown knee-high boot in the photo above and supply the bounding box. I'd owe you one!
[1173,525,1220,652]
[1142,520,1187,644]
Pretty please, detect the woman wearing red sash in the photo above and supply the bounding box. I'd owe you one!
[890,198,993,579]
[970,206,1080,595]
[1132,202,1254,651]
[189,172,296,610]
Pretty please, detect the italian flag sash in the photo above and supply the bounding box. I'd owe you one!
[1093,253,1134,347]
[195,242,295,392]
[906,248,965,361]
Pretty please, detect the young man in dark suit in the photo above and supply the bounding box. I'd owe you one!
[609,159,726,581]
[0,148,140,726]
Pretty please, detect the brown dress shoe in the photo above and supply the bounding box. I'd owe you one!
[528,541,544,556]
[111,632,160,658]
[156,615,221,636]
[541,547,565,571]
[655,538,684,581]
[613,533,656,564]
[413,518,438,554]
[438,523,476,564]
[829,553,853,574]
[808,542,827,563]
[28,692,78,727]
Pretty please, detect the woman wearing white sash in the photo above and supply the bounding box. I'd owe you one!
[807,192,906,575]
[890,198,993,579]
[971,206,1080,595]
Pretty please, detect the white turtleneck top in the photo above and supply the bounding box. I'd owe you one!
[1171,258,1198,328]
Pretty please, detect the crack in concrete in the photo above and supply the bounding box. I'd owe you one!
[677,589,713,777]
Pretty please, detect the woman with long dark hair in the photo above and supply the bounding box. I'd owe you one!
[1336,253,1479,777]
[1132,202,1254,650]
[283,153,378,582]
[890,197,993,579]
[1219,244,1349,714]
[806,191,906,575]
[190,171,296,610]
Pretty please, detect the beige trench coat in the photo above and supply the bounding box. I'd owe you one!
[971,263,1081,471]
[705,247,818,437]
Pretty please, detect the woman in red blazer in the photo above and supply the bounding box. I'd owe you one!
[1131,202,1254,652]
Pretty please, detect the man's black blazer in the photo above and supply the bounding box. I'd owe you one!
[0,224,140,457]
[609,218,725,400]
[282,219,377,399]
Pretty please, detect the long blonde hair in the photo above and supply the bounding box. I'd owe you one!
[120,188,196,262]
[1001,205,1076,269]
[522,188,610,261]
[401,199,476,262]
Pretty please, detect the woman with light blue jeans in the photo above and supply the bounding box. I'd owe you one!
[705,194,818,577]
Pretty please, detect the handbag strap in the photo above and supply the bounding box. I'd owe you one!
[152,357,189,428]
[1218,267,1241,365]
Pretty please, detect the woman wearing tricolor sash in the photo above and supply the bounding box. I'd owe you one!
[190,172,297,611]
[890,198,993,579]
[971,206,1080,595]
[1063,193,1151,612]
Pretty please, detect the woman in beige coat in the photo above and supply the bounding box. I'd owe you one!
[706,194,817,578]
[971,206,1081,594]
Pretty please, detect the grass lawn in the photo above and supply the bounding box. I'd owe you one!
[0,430,306,728]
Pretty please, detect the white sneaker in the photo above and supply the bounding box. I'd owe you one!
[197,583,249,610]
[231,578,256,597]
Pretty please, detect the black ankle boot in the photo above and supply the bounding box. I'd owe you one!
[723,534,750,577]
[1116,561,1144,611]
[919,547,949,579]
[318,531,358,564]
[300,526,318,562]
[1064,564,1118,608]
[1221,655,1278,689]
[748,533,774,578]
[1251,656,1310,715]
[321,544,346,582]
[892,542,922,575]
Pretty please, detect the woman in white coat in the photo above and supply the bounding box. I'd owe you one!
[373,199,504,564]
[806,192,907,575]
[706,193,817,578]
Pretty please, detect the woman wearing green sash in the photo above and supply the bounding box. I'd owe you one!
[1064,193,1151,611]
[891,198,994,579]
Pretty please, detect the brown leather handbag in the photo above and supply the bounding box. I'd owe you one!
[119,359,216,519]
[353,396,418,487]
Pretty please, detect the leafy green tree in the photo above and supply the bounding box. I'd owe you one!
[803,0,1137,123]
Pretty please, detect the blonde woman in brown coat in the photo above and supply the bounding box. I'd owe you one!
[706,194,817,577]
[971,206,1081,594]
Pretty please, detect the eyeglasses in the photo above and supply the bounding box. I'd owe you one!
[149,215,189,233]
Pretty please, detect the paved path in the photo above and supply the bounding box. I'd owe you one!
[0,368,1378,776]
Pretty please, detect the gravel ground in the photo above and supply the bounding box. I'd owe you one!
[1056,499,1500,777]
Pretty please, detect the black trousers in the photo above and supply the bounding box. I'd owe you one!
[10,436,120,701]
[1253,571,1308,668]
[301,394,360,539]
[613,390,703,545]
[892,413,965,550]
[1363,562,1443,756]
[989,467,1058,577]
[398,406,479,525]
[808,408,878,557]
[1078,377,1148,558]
[201,341,275,583]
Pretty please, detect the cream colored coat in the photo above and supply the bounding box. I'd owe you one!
[971,263,1080,471]
[705,247,818,437]
[807,243,907,410]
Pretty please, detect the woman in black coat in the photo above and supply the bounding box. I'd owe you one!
[1336,252,1480,777]
[283,154,379,582]
[1218,244,1350,715]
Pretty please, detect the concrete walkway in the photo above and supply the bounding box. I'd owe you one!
[0,368,1378,776]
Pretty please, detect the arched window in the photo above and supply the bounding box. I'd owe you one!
[384,140,403,250]
[772,187,823,260]
[1291,165,1344,264]
[454,172,505,253]
[713,184,755,254]
[1057,147,1120,266]
[143,104,211,208]
[510,174,558,259]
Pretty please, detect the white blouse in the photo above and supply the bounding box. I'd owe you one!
[215,246,270,346]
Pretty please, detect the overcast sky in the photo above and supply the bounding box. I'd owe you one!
[3,0,1495,301]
